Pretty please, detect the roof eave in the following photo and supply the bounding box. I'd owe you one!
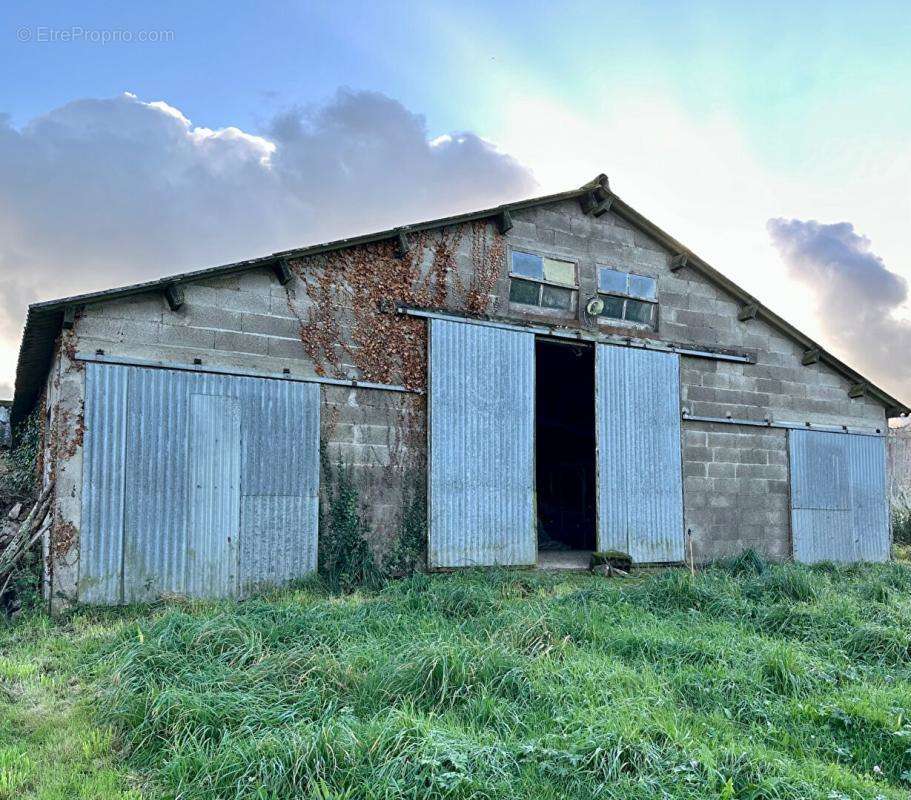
[607,195,910,417]
[9,174,908,425]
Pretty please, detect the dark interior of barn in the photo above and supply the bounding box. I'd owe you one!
[535,339,597,554]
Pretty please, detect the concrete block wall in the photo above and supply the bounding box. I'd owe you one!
[505,198,886,562]
[48,263,430,602]
[40,190,895,595]
[508,199,885,428]
[75,269,321,378]
[683,421,790,562]
[320,385,425,558]
[44,334,85,610]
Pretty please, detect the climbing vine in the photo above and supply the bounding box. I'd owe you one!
[285,221,504,391]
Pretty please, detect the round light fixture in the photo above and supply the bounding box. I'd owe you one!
[585,297,604,317]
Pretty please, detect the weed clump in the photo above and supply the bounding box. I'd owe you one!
[318,456,382,593]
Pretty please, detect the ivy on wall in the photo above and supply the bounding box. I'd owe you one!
[284,221,505,391]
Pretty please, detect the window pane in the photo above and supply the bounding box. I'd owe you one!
[541,285,574,310]
[598,267,628,294]
[598,295,625,320]
[628,273,657,301]
[511,251,544,280]
[509,278,540,305]
[543,257,576,286]
[625,299,656,325]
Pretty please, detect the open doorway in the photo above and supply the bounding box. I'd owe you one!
[535,339,597,563]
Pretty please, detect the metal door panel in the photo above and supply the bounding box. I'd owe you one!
[428,318,536,567]
[789,429,889,563]
[80,363,320,603]
[79,363,129,604]
[596,345,684,562]
[122,367,191,601]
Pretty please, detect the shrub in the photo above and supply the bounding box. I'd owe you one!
[0,409,41,504]
[893,503,911,546]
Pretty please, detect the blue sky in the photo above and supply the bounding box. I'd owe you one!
[1,1,910,398]
[4,1,910,148]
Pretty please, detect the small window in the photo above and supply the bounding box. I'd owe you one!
[509,251,577,310]
[628,273,658,301]
[541,284,574,310]
[596,267,658,327]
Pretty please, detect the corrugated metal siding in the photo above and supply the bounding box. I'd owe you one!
[123,367,190,602]
[239,376,320,591]
[186,395,241,598]
[79,364,129,604]
[80,364,320,603]
[849,435,890,562]
[595,345,684,562]
[428,318,536,567]
[789,429,889,563]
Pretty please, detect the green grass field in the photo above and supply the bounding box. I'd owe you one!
[3,558,911,799]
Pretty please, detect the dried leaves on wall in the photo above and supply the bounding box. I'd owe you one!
[285,222,504,391]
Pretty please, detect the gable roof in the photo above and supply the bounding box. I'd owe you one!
[10,175,909,427]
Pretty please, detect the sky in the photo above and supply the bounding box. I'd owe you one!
[0,1,910,403]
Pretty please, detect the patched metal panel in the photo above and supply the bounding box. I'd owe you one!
[80,364,320,603]
[428,318,535,567]
[239,377,320,591]
[789,429,888,563]
[80,363,129,604]
[186,395,241,598]
[596,345,684,563]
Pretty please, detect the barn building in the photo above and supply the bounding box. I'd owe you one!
[10,175,907,609]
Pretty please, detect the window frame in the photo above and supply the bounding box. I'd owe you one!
[507,248,580,312]
[595,266,659,328]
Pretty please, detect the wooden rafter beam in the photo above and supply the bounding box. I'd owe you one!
[272,259,293,286]
[670,254,688,272]
[737,303,759,322]
[164,284,185,311]
[801,348,820,366]
[579,189,613,217]
[395,231,410,258]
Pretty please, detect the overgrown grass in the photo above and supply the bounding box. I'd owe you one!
[5,561,911,798]
[0,612,141,799]
[85,561,911,799]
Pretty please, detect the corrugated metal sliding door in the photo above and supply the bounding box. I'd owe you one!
[788,429,888,563]
[595,345,684,563]
[428,319,536,567]
[80,363,320,604]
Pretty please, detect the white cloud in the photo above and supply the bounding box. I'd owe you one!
[769,217,911,400]
[0,89,536,394]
